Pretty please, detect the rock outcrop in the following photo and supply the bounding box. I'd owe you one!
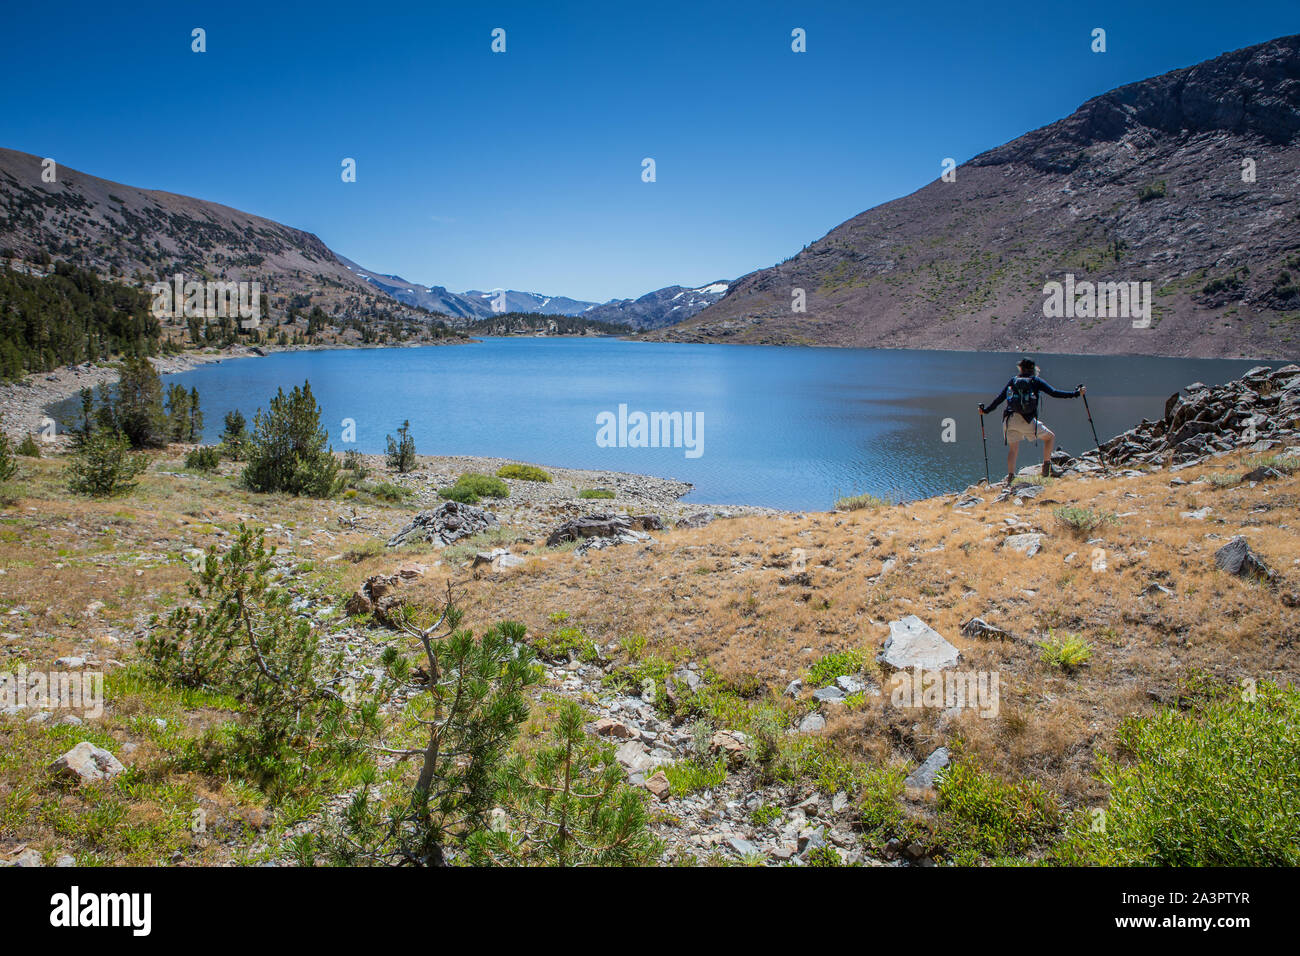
[387,500,498,548]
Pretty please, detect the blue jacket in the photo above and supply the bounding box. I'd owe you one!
[985,376,1079,421]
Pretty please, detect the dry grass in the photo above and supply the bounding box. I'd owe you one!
[2,445,1297,862]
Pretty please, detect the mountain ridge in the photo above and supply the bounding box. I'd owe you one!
[650,34,1300,359]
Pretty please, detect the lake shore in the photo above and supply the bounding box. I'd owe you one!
[0,337,471,441]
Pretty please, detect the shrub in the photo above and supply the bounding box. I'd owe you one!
[437,473,508,504]
[342,449,369,479]
[835,491,889,511]
[663,756,727,796]
[1137,180,1167,202]
[0,429,16,483]
[805,648,868,687]
[367,480,411,503]
[184,445,221,472]
[242,381,340,497]
[532,625,599,664]
[385,420,416,473]
[145,525,364,803]
[1038,631,1093,673]
[1058,680,1300,866]
[1053,505,1116,537]
[934,759,1061,862]
[497,463,551,482]
[578,488,615,499]
[67,428,147,497]
[16,434,40,458]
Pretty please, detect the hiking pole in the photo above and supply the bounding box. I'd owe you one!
[978,406,990,486]
[1079,385,1108,474]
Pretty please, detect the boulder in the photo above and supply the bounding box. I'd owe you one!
[546,513,661,547]
[49,742,125,784]
[1214,536,1274,583]
[644,771,672,799]
[386,500,498,548]
[960,617,1013,641]
[879,616,960,671]
[798,712,826,733]
[1003,533,1044,557]
[594,717,636,739]
[904,747,951,790]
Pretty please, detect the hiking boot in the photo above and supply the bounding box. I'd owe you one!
[1004,473,1015,486]
[1041,461,1052,478]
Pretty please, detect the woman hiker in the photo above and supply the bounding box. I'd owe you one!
[979,357,1085,485]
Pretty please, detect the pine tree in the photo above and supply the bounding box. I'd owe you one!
[165,383,191,442]
[323,593,537,867]
[188,386,203,442]
[0,427,18,483]
[219,409,249,460]
[385,420,416,473]
[242,380,339,496]
[66,427,147,497]
[466,700,660,866]
[111,356,168,448]
[146,525,363,800]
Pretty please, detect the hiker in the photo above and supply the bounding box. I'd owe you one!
[979,357,1085,484]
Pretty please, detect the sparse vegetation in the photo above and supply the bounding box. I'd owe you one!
[385,420,416,473]
[438,472,509,504]
[497,463,552,482]
[578,488,615,499]
[1038,631,1093,673]
[1053,505,1117,537]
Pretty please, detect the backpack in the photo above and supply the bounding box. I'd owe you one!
[1004,376,1038,422]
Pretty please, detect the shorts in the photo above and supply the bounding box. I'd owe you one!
[1004,414,1053,444]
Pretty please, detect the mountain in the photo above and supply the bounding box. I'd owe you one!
[335,255,602,321]
[652,35,1300,359]
[0,147,436,325]
[580,280,730,329]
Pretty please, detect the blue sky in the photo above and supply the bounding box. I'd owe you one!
[2,1,1295,301]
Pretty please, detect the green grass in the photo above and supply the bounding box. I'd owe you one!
[438,473,509,504]
[1037,631,1093,673]
[934,758,1061,863]
[530,625,600,664]
[1057,679,1300,866]
[365,480,412,503]
[496,464,552,482]
[578,488,615,499]
[663,756,727,795]
[804,648,868,687]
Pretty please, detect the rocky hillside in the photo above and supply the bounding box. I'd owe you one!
[654,34,1300,359]
[0,147,435,325]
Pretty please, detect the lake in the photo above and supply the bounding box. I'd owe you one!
[154,337,1277,511]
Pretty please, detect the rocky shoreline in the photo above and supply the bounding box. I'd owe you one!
[0,347,263,441]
